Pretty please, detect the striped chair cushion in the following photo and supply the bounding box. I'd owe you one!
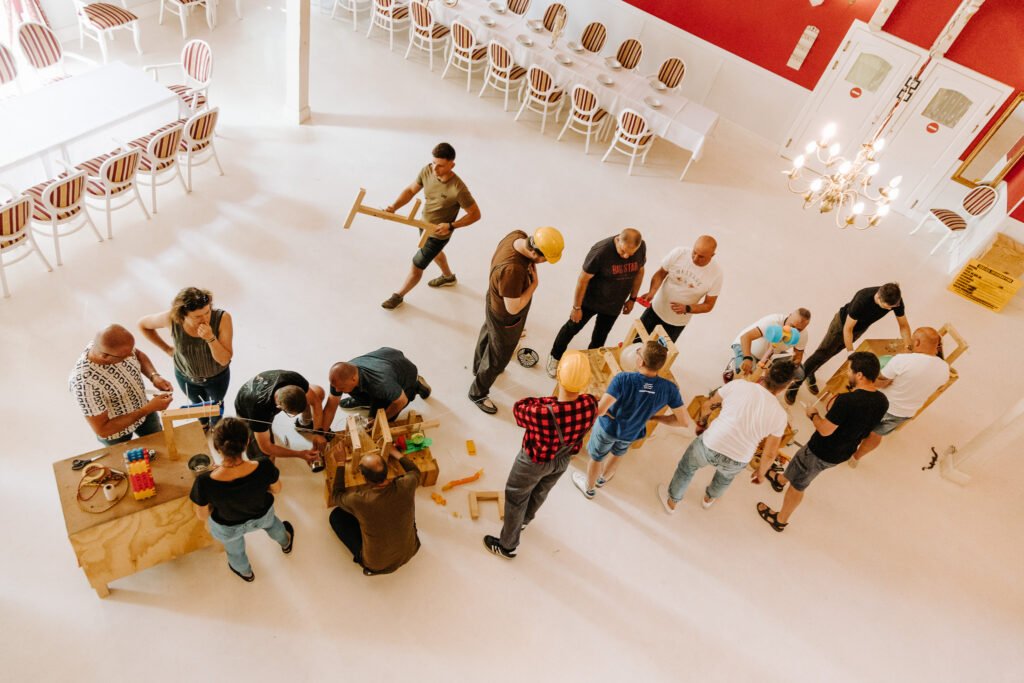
[415,24,450,39]
[182,40,213,82]
[929,209,968,231]
[82,3,139,29]
[542,3,565,31]
[0,198,31,250]
[962,185,997,216]
[616,38,643,70]
[25,176,86,221]
[658,57,685,88]
[470,46,488,60]
[78,152,140,196]
[130,119,189,150]
[168,84,208,109]
[578,108,607,123]
[18,23,63,70]
[536,88,562,103]
[384,4,409,19]
[451,22,475,51]
[507,0,530,14]
[0,44,17,85]
[488,41,512,68]
[507,65,526,80]
[580,22,606,53]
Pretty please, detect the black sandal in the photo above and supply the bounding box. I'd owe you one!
[766,469,786,493]
[757,503,788,532]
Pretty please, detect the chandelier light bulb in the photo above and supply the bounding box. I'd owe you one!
[828,143,841,157]
[805,141,817,154]
[873,137,886,152]
[810,178,824,192]
[889,175,903,188]
[821,122,838,141]
[867,163,880,176]
[793,155,806,169]
[888,188,901,200]
[877,204,891,217]
[839,161,853,174]
[852,202,865,215]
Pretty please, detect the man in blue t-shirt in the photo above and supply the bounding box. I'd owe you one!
[573,341,691,499]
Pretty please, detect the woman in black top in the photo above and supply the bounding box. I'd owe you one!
[190,419,294,582]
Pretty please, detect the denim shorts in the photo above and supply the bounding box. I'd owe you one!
[412,235,450,269]
[783,444,838,491]
[872,412,910,436]
[587,421,634,462]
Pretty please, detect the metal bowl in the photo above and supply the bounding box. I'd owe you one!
[188,453,213,474]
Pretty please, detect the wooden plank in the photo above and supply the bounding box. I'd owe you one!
[343,187,366,230]
[468,491,504,520]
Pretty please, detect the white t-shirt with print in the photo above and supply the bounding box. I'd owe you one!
[702,380,788,463]
[68,345,149,439]
[880,353,949,418]
[732,313,808,361]
[652,246,723,326]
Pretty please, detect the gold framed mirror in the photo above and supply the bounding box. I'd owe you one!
[953,92,1024,188]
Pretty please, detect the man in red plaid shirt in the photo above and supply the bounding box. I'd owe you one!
[484,352,598,559]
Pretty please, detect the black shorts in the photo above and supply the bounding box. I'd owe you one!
[412,236,450,270]
[783,445,838,491]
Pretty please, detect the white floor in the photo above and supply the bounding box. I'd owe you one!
[2,6,1023,682]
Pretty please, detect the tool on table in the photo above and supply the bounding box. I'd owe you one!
[72,452,111,471]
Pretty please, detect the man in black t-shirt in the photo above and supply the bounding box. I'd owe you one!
[787,283,911,403]
[321,348,430,427]
[233,370,326,465]
[756,352,888,532]
[546,229,646,377]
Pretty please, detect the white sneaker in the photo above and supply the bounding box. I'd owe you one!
[656,483,676,514]
[701,495,716,509]
[572,471,595,499]
[545,354,558,379]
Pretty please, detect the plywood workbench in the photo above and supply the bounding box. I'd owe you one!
[52,422,218,598]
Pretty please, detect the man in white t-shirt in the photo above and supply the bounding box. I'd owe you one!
[658,361,794,512]
[849,327,949,467]
[726,308,811,397]
[636,235,722,342]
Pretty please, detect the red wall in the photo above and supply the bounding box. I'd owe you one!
[882,0,962,50]
[624,0,880,90]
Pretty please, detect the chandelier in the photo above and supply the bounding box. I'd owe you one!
[784,122,903,229]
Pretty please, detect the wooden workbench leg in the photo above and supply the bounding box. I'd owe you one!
[92,581,111,598]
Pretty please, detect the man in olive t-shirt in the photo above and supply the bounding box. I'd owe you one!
[469,227,564,415]
[380,142,482,310]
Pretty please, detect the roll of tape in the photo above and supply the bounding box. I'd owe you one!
[102,482,117,501]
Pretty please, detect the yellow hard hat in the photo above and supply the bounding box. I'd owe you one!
[557,351,591,392]
[531,226,564,264]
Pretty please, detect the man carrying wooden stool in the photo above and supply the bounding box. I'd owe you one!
[380,142,482,310]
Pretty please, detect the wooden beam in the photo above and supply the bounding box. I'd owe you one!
[468,491,505,520]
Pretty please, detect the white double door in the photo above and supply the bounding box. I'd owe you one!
[783,20,1012,218]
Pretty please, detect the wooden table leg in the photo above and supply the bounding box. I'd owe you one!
[92,580,111,598]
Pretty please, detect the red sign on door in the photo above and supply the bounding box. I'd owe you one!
[926,121,940,134]
[850,87,862,99]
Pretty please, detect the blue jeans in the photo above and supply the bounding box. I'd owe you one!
[174,367,230,427]
[667,435,746,502]
[98,411,163,446]
[586,420,634,462]
[206,505,289,576]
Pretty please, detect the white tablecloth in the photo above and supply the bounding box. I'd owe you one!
[0,62,181,189]
[430,0,718,164]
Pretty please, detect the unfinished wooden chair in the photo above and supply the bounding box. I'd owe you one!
[331,0,371,31]
[557,85,610,154]
[441,20,487,91]
[614,37,643,71]
[129,122,187,213]
[71,0,142,63]
[27,170,103,266]
[602,108,654,176]
[654,57,686,90]
[144,39,212,113]
[515,65,564,134]
[541,2,566,31]
[0,189,52,298]
[506,0,530,15]
[17,22,94,83]
[579,21,606,53]
[405,1,449,72]
[159,0,214,39]
[911,184,999,262]
[77,148,150,238]
[478,39,525,111]
[366,0,410,52]
[179,107,224,192]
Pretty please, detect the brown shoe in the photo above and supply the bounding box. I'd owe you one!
[381,293,404,310]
